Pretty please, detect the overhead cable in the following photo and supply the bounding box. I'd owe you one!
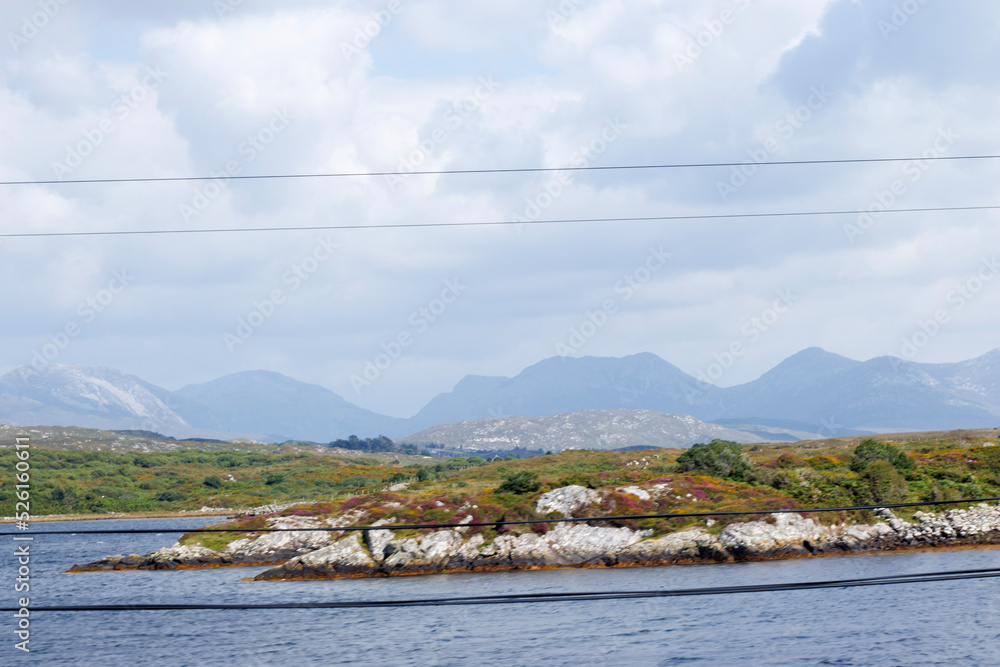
[2,153,999,187]
[5,567,999,612]
[6,496,997,536]
[3,204,999,239]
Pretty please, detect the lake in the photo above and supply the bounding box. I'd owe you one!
[4,517,1000,665]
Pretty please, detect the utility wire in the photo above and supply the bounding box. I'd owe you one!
[2,154,999,187]
[5,567,1000,612]
[6,496,997,536]
[2,204,999,239]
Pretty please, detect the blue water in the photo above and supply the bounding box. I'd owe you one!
[2,517,1000,665]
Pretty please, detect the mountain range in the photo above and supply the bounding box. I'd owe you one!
[1,346,998,443]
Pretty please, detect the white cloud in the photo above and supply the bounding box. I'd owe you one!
[1,0,998,417]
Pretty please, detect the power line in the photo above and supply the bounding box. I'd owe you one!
[7,496,997,536]
[2,204,998,239]
[2,154,999,188]
[5,567,999,612]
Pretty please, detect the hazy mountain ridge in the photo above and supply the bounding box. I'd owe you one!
[1,346,998,443]
[409,353,721,429]
[171,371,408,443]
[720,349,1000,431]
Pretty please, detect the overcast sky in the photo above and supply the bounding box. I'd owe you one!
[2,0,998,418]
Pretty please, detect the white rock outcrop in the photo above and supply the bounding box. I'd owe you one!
[536,485,599,516]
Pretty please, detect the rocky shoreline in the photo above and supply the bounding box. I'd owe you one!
[69,486,1000,579]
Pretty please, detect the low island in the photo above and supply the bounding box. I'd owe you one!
[69,434,1000,580]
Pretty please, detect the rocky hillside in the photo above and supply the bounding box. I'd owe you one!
[400,409,772,452]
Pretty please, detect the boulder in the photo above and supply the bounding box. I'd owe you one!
[717,513,831,558]
[545,522,650,564]
[536,485,600,516]
[255,533,375,580]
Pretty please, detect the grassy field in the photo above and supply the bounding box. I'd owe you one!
[0,441,488,516]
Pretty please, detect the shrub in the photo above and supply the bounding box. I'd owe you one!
[857,460,908,504]
[339,476,375,489]
[676,440,751,481]
[746,467,791,490]
[496,471,542,495]
[416,468,432,482]
[850,439,914,473]
[775,453,800,469]
[559,473,600,489]
[806,456,839,470]
[203,475,223,488]
[155,490,186,502]
[264,473,285,486]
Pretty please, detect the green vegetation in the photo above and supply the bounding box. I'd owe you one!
[329,435,426,456]
[676,439,751,481]
[496,471,541,495]
[0,447,488,515]
[850,438,914,473]
[858,460,908,504]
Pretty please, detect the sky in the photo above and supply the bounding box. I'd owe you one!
[1,0,999,418]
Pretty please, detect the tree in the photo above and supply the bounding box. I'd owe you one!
[496,471,541,495]
[416,468,431,482]
[676,440,751,481]
[850,439,914,473]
